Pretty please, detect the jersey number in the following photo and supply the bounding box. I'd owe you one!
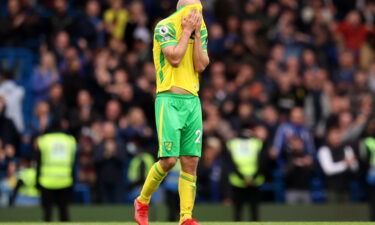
[195,130,202,143]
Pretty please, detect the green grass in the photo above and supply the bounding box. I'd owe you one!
[1,223,374,225]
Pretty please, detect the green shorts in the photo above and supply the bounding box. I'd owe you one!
[155,93,203,158]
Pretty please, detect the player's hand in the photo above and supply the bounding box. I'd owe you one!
[182,9,199,33]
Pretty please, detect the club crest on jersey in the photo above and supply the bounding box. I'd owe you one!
[160,26,169,36]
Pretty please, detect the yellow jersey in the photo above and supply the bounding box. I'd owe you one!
[153,4,208,96]
[104,9,129,39]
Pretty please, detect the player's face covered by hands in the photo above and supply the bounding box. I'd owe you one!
[182,8,200,33]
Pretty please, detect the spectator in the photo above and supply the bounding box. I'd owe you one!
[94,121,126,203]
[119,83,138,115]
[230,102,257,133]
[0,161,18,207]
[118,107,152,145]
[31,52,60,106]
[69,90,99,138]
[284,136,314,204]
[208,23,225,58]
[61,47,87,108]
[0,96,19,148]
[24,101,52,150]
[105,100,122,123]
[47,83,67,121]
[0,70,25,132]
[303,69,331,133]
[106,68,129,98]
[270,107,315,164]
[49,0,74,36]
[51,31,70,65]
[0,144,17,176]
[104,0,129,40]
[77,135,96,194]
[261,105,279,141]
[318,128,358,202]
[270,74,305,117]
[76,0,105,48]
[336,10,369,52]
[0,0,27,46]
[197,137,229,203]
[125,1,150,51]
[334,51,358,85]
[9,158,40,206]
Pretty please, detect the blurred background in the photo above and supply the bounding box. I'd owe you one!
[0,0,375,222]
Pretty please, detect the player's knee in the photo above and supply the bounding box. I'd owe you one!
[159,157,178,172]
[180,156,199,175]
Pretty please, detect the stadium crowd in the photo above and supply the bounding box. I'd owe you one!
[0,0,374,210]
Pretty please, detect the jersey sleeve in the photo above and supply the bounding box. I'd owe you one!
[200,26,208,54]
[155,22,178,48]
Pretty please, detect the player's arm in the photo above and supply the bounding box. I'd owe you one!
[193,13,210,73]
[162,9,199,67]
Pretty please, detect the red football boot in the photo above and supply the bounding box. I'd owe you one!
[134,199,149,225]
[180,218,201,225]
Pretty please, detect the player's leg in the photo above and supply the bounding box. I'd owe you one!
[137,157,178,205]
[137,95,181,204]
[135,95,182,225]
[179,156,199,224]
[179,96,202,224]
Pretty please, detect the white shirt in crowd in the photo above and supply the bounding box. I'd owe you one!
[0,80,25,132]
[318,145,359,176]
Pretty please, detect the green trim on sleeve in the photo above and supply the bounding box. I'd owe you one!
[161,42,178,48]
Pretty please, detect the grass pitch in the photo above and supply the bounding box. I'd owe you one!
[1,222,373,225]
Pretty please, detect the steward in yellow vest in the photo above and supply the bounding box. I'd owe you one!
[226,125,267,222]
[36,121,77,222]
[9,159,40,206]
[128,152,155,188]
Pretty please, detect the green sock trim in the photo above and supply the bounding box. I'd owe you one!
[180,174,196,183]
[154,163,166,177]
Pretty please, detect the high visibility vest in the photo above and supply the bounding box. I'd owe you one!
[365,137,375,166]
[227,138,264,188]
[18,168,39,197]
[37,133,76,189]
[128,153,155,183]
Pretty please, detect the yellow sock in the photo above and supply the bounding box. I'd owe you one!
[179,171,197,224]
[137,162,167,204]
